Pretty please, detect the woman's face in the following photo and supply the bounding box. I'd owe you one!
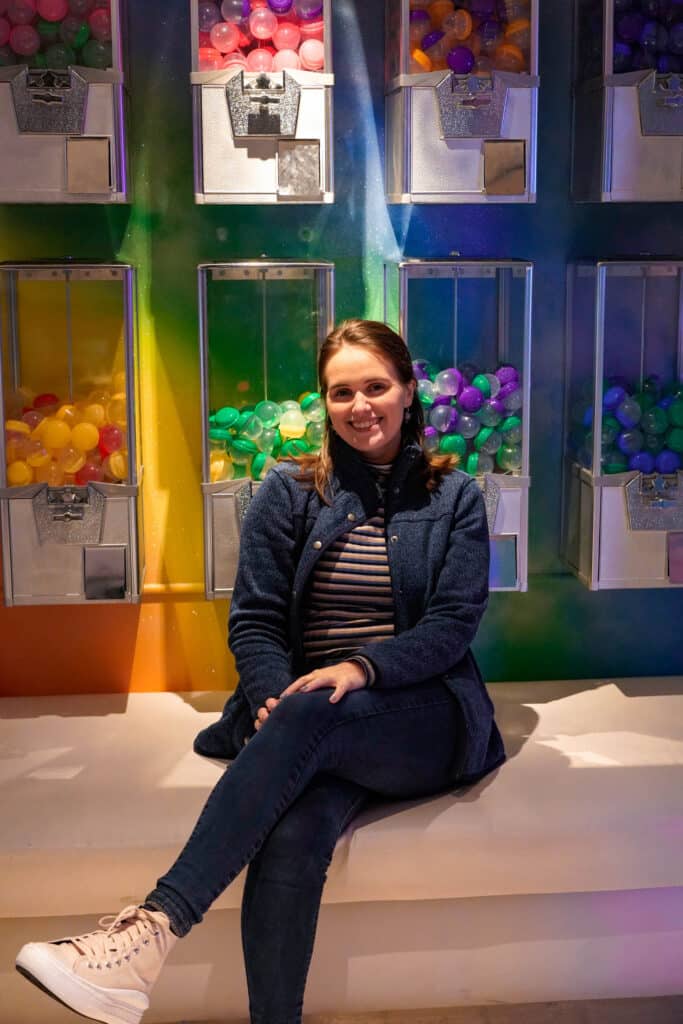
[323,344,416,464]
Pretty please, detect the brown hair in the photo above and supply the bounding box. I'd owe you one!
[289,318,458,501]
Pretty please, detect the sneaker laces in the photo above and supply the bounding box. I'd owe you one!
[68,905,163,962]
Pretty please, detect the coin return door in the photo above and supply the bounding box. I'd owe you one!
[0,264,142,605]
[0,0,127,203]
[564,261,683,589]
[385,0,539,203]
[572,0,683,201]
[191,0,333,204]
[385,259,533,590]
[199,261,334,598]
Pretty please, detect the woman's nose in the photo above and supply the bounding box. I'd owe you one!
[351,390,371,412]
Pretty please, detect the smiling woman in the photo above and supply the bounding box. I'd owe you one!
[16,318,505,1024]
[325,342,415,463]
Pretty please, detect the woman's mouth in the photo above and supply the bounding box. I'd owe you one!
[350,418,380,432]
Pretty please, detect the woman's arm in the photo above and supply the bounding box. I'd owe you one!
[353,477,490,687]
[228,470,301,717]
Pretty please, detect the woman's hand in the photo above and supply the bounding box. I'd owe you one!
[253,696,280,732]
[280,660,367,704]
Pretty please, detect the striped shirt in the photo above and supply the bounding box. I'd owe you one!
[302,464,395,667]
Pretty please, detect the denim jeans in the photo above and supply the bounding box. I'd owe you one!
[146,681,465,1024]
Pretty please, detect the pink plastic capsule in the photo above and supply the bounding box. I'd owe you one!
[272,20,299,49]
[221,48,247,68]
[198,44,222,69]
[272,46,299,69]
[9,21,39,52]
[88,5,110,40]
[299,35,323,69]
[245,45,273,69]
[6,0,37,26]
[37,0,67,20]
[248,6,277,39]
[299,15,323,40]
[210,19,240,52]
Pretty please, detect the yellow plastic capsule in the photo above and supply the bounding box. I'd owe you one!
[55,403,80,427]
[41,417,72,450]
[105,449,128,481]
[81,403,107,428]
[59,446,86,475]
[7,460,33,487]
[5,419,31,436]
[71,421,100,452]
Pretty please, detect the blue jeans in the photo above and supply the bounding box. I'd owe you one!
[146,681,465,1024]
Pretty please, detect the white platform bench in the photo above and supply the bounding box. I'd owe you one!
[2,678,682,1023]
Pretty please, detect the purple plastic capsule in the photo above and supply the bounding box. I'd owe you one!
[447,45,475,74]
[603,385,626,411]
[613,40,632,72]
[495,364,519,386]
[640,19,668,52]
[656,449,681,473]
[470,0,496,15]
[497,380,520,401]
[268,0,294,11]
[459,385,485,414]
[616,11,645,42]
[422,29,445,52]
[629,451,656,473]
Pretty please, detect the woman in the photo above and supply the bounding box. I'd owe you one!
[16,319,505,1024]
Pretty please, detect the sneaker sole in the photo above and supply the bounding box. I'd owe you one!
[16,944,149,1024]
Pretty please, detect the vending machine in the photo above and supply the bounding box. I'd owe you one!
[385,0,539,203]
[0,0,128,203]
[385,258,533,590]
[0,262,142,604]
[191,0,333,203]
[198,259,334,596]
[573,0,683,201]
[564,260,683,588]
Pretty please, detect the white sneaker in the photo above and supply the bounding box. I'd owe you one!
[16,904,177,1024]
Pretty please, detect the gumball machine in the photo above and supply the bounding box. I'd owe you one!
[385,0,539,202]
[0,262,142,604]
[573,0,683,201]
[0,0,128,203]
[191,0,333,203]
[564,260,683,588]
[199,259,334,596]
[385,259,533,589]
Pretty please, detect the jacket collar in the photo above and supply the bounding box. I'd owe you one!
[329,438,424,511]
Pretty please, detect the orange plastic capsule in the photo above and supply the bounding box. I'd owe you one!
[505,17,531,55]
[427,0,454,27]
[410,47,433,72]
[494,42,526,73]
[442,8,472,41]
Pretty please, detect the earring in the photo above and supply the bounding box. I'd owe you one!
[403,408,411,423]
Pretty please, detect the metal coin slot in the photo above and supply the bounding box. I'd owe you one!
[625,472,683,532]
[226,71,301,139]
[10,66,88,135]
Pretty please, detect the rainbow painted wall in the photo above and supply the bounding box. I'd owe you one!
[1,1,682,698]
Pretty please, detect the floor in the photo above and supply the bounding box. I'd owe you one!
[194,997,683,1024]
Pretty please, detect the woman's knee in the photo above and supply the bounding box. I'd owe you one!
[266,690,336,735]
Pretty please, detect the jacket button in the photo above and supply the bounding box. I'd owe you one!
[347,512,356,522]
[313,540,322,549]
[390,535,398,543]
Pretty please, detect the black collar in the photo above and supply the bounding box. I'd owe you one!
[330,438,424,510]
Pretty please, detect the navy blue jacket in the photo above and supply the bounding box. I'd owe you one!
[195,440,505,784]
